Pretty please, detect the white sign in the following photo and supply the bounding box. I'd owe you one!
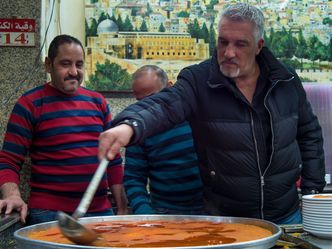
[0,32,35,46]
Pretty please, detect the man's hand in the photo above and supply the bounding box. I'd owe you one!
[98,124,134,161]
[0,183,28,223]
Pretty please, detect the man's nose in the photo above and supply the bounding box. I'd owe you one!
[224,45,236,58]
[69,65,78,75]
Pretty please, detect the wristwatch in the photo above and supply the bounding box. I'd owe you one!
[117,119,140,145]
[118,119,139,128]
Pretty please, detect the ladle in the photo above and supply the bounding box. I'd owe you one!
[57,157,109,245]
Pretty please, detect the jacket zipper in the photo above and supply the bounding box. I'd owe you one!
[259,75,295,219]
[263,75,295,175]
[250,75,295,220]
[249,110,264,219]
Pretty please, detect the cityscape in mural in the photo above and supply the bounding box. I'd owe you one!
[85,0,332,90]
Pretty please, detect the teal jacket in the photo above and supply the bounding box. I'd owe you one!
[124,122,203,214]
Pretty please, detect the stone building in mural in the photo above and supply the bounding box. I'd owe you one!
[85,19,209,82]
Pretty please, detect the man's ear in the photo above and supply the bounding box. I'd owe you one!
[44,57,52,73]
[256,38,264,55]
[167,81,173,87]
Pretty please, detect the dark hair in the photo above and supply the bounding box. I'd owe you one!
[133,65,168,87]
[47,34,84,62]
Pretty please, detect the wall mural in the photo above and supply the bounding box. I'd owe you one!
[84,0,332,91]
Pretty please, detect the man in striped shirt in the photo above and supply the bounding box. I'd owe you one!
[124,65,203,214]
[0,34,127,224]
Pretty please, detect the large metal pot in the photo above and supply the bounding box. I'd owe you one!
[14,215,281,249]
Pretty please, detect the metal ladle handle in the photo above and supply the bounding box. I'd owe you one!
[72,157,109,219]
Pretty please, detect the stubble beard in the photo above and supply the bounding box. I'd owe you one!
[220,65,240,78]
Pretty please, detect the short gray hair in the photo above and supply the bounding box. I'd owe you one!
[219,3,265,41]
[133,65,168,88]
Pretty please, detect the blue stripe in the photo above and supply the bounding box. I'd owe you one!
[34,156,98,166]
[150,187,203,201]
[39,110,103,122]
[152,158,199,169]
[33,156,121,167]
[33,141,98,152]
[104,105,112,129]
[35,125,103,138]
[150,147,197,161]
[22,85,44,96]
[107,157,123,166]
[149,140,195,157]
[31,172,107,183]
[2,141,28,156]
[146,123,190,143]
[0,164,19,174]
[30,187,108,197]
[12,103,34,124]
[32,94,103,107]
[7,123,33,140]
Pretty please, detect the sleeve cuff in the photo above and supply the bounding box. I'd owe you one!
[117,119,142,145]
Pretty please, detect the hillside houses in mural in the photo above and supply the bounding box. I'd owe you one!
[85,0,331,89]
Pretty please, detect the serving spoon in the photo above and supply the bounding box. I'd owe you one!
[57,157,109,245]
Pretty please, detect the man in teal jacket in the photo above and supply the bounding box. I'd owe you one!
[124,65,203,214]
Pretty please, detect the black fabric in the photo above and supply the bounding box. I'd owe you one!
[113,47,325,223]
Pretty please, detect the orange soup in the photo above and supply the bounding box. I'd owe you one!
[28,220,272,247]
[313,195,332,199]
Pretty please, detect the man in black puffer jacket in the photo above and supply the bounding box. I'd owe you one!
[98,3,325,224]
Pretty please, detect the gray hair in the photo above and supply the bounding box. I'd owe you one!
[133,65,168,88]
[219,3,265,41]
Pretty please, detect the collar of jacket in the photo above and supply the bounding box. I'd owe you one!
[207,47,294,90]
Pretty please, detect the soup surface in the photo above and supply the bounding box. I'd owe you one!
[28,219,272,247]
[313,195,332,199]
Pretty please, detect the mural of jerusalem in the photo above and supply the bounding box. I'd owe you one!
[85,0,332,91]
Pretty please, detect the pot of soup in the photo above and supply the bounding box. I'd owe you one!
[14,215,281,249]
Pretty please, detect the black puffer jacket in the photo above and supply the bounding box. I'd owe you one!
[114,47,325,222]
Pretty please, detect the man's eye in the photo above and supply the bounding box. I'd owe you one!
[219,40,228,46]
[236,42,248,47]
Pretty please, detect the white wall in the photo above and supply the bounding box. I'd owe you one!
[41,0,85,60]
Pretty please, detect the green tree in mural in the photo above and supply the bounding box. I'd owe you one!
[322,17,332,25]
[131,7,140,16]
[307,35,321,67]
[98,12,108,24]
[201,23,209,43]
[188,18,202,41]
[209,23,216,56]
[177,10,190,18]
[140,20,148,32]
[123,16,134,31]
[85,17,98,44]
[295,29,308,69]
[86,60,132,91]
[263,31,270,48]
[206,0,218,11]
[159,23,166,32]
[85,19,89,33]
[110,14,117,23]
[117,15,124,31]
[266,27,275,50]
[146,3,153,16]
[328,38,332,63]
[284,29,298,58]
[269,28,286,58]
